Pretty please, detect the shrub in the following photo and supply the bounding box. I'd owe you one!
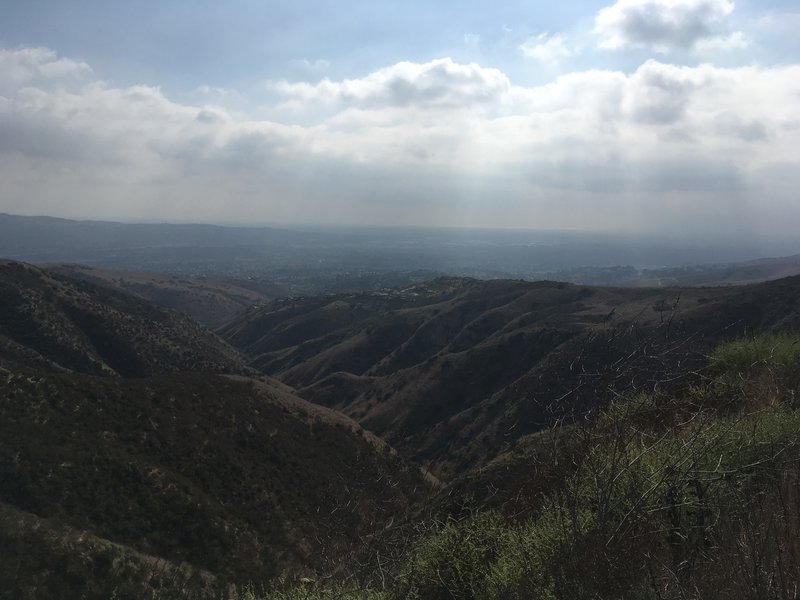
[253,584,386,600]
[396,387,800,600]
[711,333,800,388]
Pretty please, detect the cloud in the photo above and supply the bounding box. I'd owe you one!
[195,84,242,98]
[529,156,744,192]
[1,47,799,234]
[519,33,576,65]
[594,0,743,52]
[195,107,230,124]
[272,58,511,110]
[0,47,91,94]
[623,59,698,124]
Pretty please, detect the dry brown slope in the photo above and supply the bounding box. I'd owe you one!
[220,276,800,477]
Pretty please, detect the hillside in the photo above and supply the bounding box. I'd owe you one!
[630,253,800,287]
[51,263,284,327]
[383,333,800,600]
[219,276,800,477]
[0,260,249,377]
[0,259,434,598]
[196,332,800,600]
[0,368,430,597]
[4,259,800,598]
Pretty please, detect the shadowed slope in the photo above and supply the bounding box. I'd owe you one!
[0,260,248,377]
[0,368,429,593]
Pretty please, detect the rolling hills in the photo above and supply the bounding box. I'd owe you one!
[0,261,432,597]
[219,275,800,476]
[3,257,800,598]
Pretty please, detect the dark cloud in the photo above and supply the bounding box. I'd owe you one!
[0,111,124,164]
[195,108,227,124]
[626,60,696,124]
[712,115,769,141]
[595,0,740,52]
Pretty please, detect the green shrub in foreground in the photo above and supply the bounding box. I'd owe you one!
[248,584,387,600]
[711,333,800,388]
[396,395,800,600]
[394,511,559,600]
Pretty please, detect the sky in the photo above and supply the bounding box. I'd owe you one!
[1,0,799,237]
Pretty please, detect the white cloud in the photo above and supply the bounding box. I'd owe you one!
[1,47,800,234]
[594,0,742,52]
[193,84,248,111]
[0,47,91,94]
[272,58,511,110]
[519,33,576,65]
[195,84,239,97]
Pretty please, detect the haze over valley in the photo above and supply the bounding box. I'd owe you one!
[3,213,800,303]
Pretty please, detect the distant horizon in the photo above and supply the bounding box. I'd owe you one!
[0,210,591,233]
[3,211,800,266]
[4,210,800,249]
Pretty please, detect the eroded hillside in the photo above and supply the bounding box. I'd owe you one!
[220,276,800,476]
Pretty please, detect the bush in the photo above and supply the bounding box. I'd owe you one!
[711,333,800,388]
[396,388,800,600]
[395,511,559,600]
[254,586,386,600]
